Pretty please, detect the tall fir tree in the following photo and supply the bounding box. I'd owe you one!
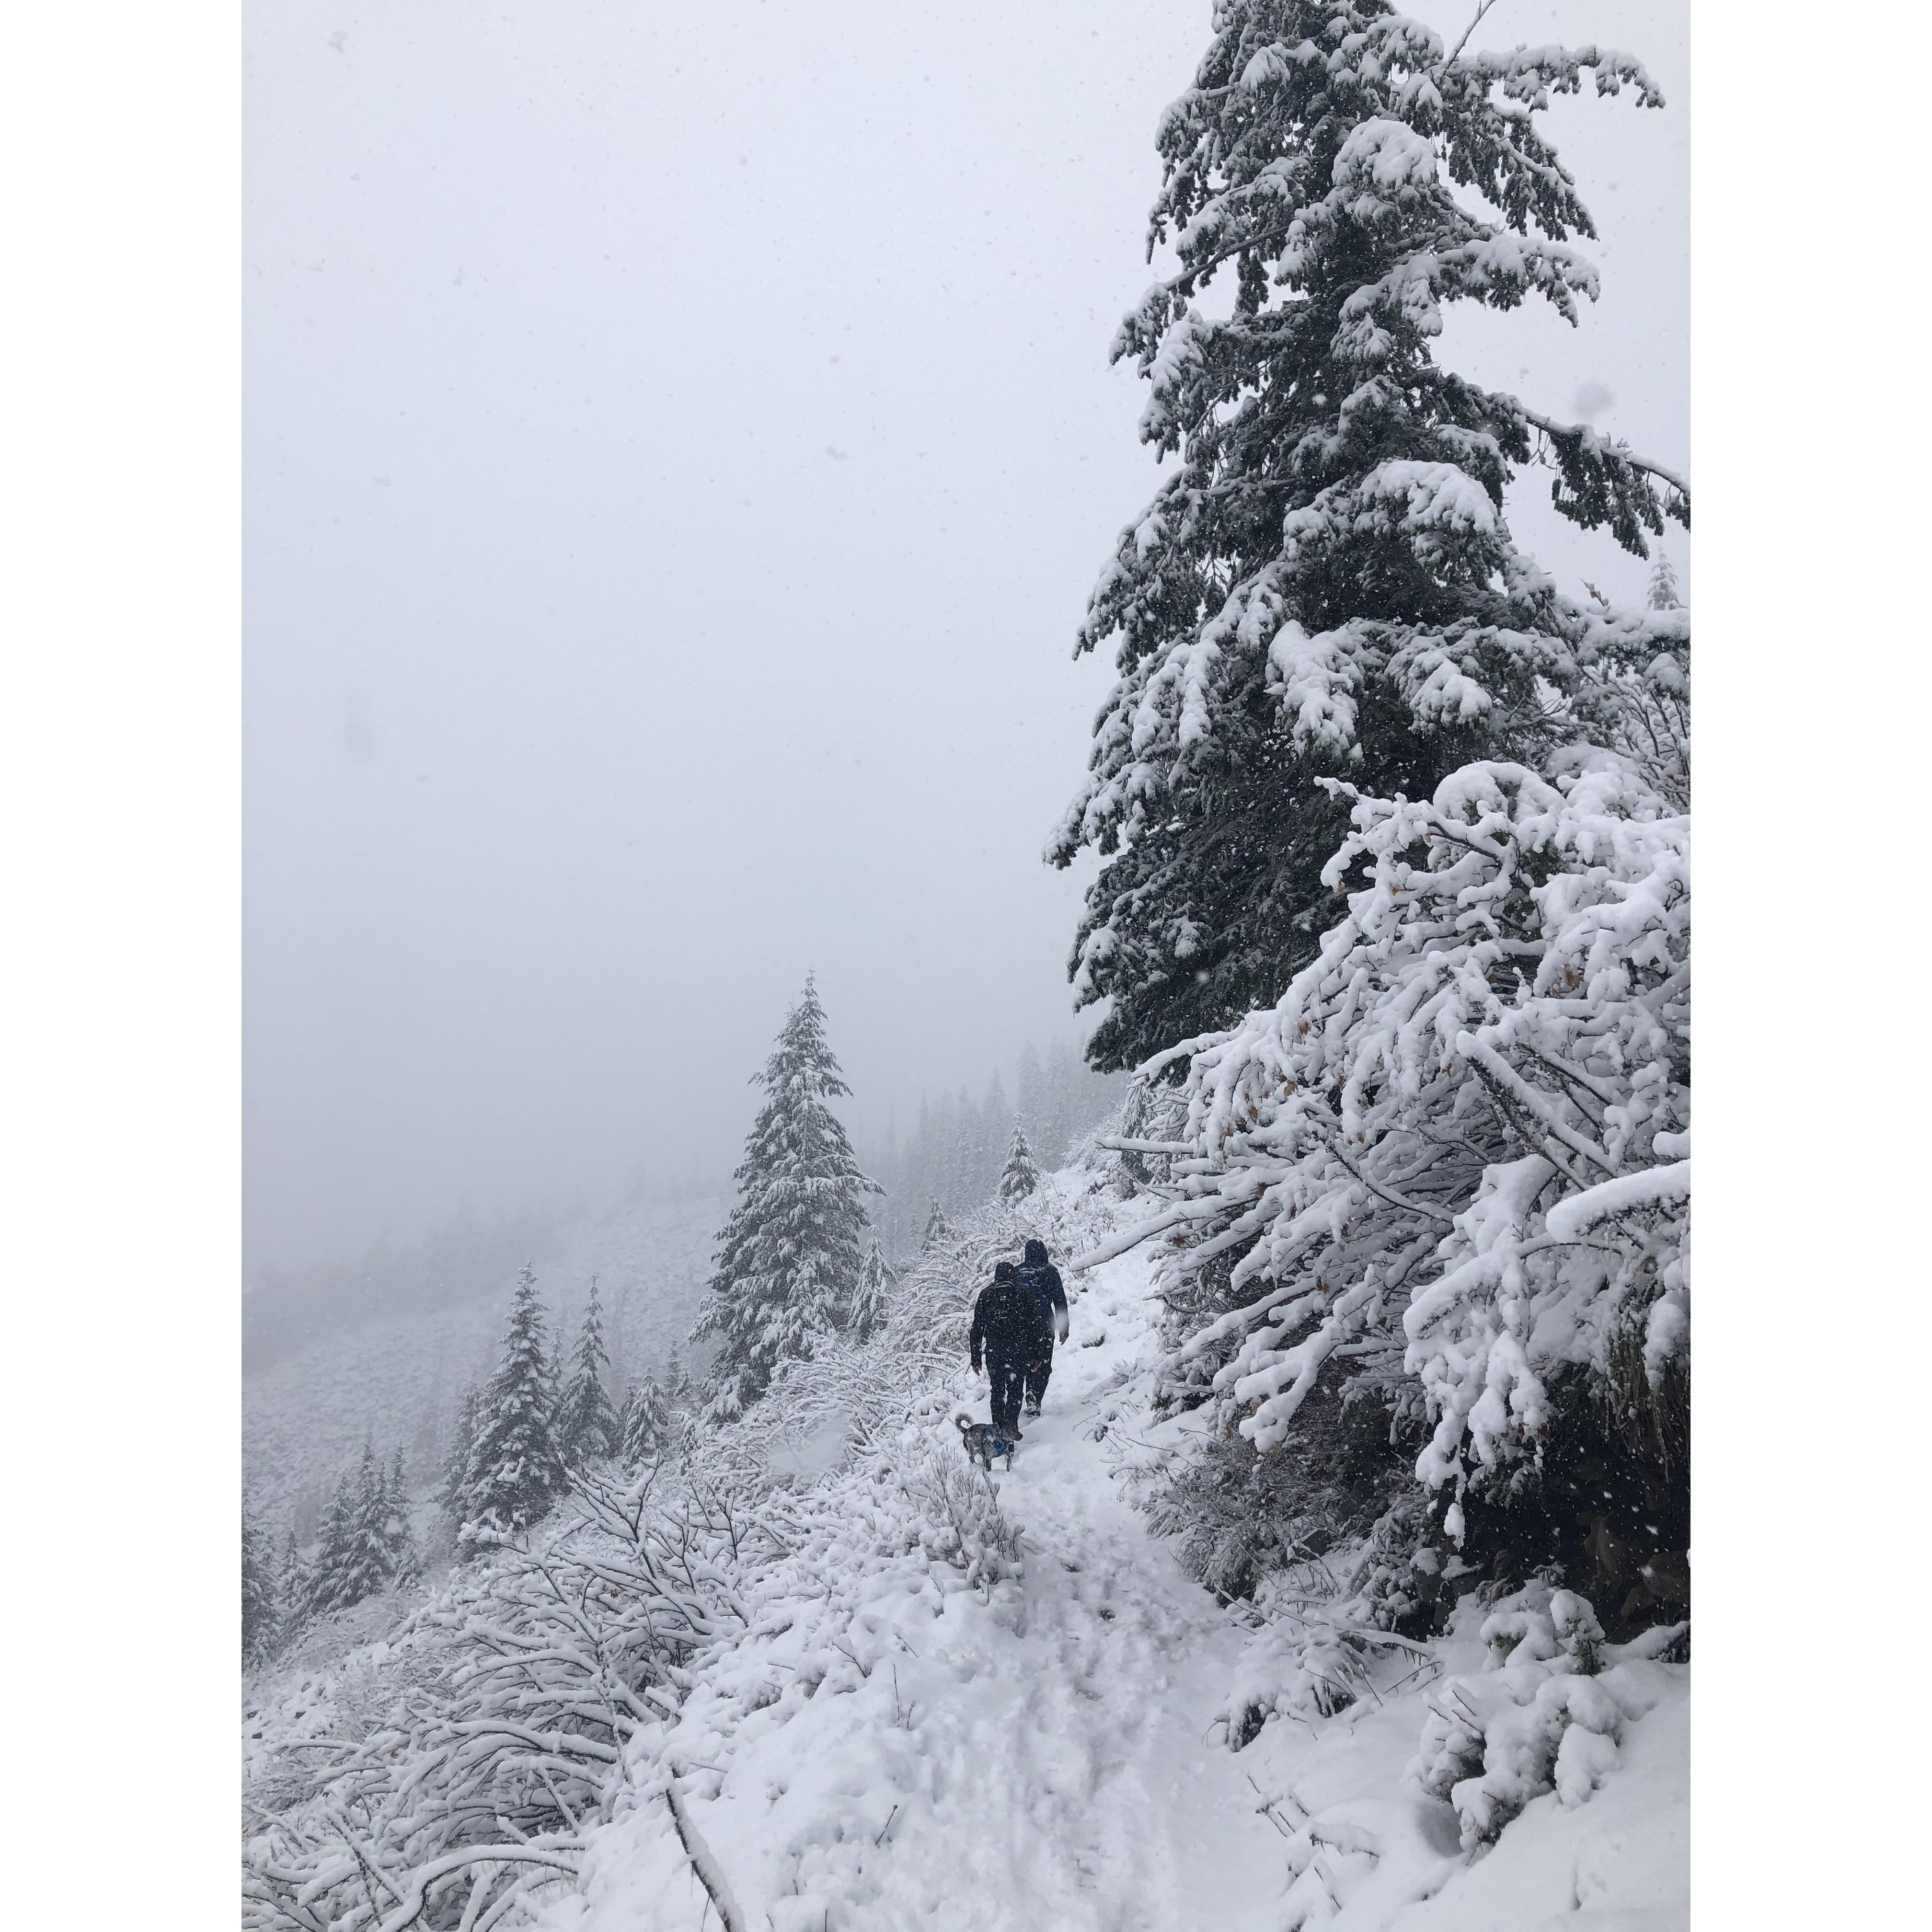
[242,1511,279,1666]
[1647,550,1680,609]
[308,1475,348,1614]
[380,1446,418,1586]
[439,1380,481,1529]
[336,1441,397,1611]
[851,1237,896,1343]
[921,1197,950,1252]
[998,1120,1041,1203]
[278,1527,310,1636]
[460,1265,571,1554]
[556,1276,622,1463]
[304,1466,362,1617]
[547,1312,567,1419]
[662,1347,690,1405]
[692,976,882,1418]
[1049,0,1686,1071]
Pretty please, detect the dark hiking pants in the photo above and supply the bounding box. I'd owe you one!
[1024,1348,1052,1412]
[987,1353,1027,1438]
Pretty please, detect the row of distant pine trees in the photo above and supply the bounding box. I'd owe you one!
[242,1441,414,1664]
[435,1270,687,1556]
[244,1274,697,1666]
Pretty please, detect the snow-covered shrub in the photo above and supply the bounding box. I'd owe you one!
[242,1466,742,1931]
[1216,1500,1451,1745]
[1144,1367,1420,1604]
[1225,1614,1379,1737]
[1154,731,1687,1454]
[1411,1582,1680,1849]
[1108,637,1687,1612]
[1080,1075,1190,1199]
[898,1439,1024,1590]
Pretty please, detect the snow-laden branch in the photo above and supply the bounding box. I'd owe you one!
[1515,402,1689,503]
[243,1479,748,1932]
[370,1843,585,1932]
[1545,1161,1690,1240]
[1134,720,1690,1483]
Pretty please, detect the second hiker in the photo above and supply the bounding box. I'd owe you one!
[970,1259,1051,1446]
[1016,1238,1069,1419]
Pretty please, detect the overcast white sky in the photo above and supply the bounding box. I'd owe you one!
[244,0,1688,1285]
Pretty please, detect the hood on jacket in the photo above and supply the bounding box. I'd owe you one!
[994,1260,1018,1282]
[1023,1240,1049,1266]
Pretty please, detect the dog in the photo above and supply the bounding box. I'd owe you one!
[954,1412,1016,1472]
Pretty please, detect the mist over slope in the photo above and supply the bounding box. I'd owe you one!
[243,1189,728,1532]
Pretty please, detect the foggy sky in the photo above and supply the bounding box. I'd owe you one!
[245,0,1688,1286]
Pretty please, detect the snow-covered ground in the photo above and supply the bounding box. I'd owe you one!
[243,1174,1685,1929]
[532,1202,1689,1932]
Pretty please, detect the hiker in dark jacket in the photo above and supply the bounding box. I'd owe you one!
[1016,1239,1069,1418]
[970,1260,1051,1443]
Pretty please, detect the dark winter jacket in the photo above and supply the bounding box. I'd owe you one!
[970,1262,1052,1370]
[1016,1240,1069,1345]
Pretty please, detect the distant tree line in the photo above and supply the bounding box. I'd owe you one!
[244,1270,701,1668]
[864,1039,1119,1254]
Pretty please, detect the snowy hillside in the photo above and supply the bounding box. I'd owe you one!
[242,1169,1686,1931]
[243,1190,729,1528]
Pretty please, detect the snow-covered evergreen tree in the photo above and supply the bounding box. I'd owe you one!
[380,1447,418,1586]
[460,1265,571,1553]
[1135,605,1688,1607]
[242,1512,278,1665]
[850,1237,896,1342]
[438,1380,480,1529]
[618,1375,670,1467]
[662,1347,690,1406]
[278,1528,310,1636]
[998,1120,1040,1202]
[333,1442,397,1611]
[692,978,882,1418]
[1647,551,1680,608]
[304,1466,360,1618]
[921,1197,950,1253]
[1049,0,1688,1072]
[547,1314,566,1418]
[556,1276,621,1464]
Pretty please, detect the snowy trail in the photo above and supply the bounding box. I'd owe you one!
[843,1263,1286,1932]
[562,1246,1289,1932]
[552,1231,1688,1932]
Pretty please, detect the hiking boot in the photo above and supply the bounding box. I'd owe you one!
[1023,1400,1042,1419]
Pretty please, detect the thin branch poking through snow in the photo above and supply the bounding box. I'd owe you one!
[1445,0,1504,65]
[662,1773,748,1932]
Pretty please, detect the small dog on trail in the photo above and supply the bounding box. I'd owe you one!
[955,1413,1016,1471]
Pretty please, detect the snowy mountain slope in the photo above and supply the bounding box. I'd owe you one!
[242,1171,1686,1931]
[530,1184,1689,1932]
[243,1190,729,1528]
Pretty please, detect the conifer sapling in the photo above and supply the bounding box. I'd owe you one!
[998,1120,1041,1203]
[850,1237,896,1343]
